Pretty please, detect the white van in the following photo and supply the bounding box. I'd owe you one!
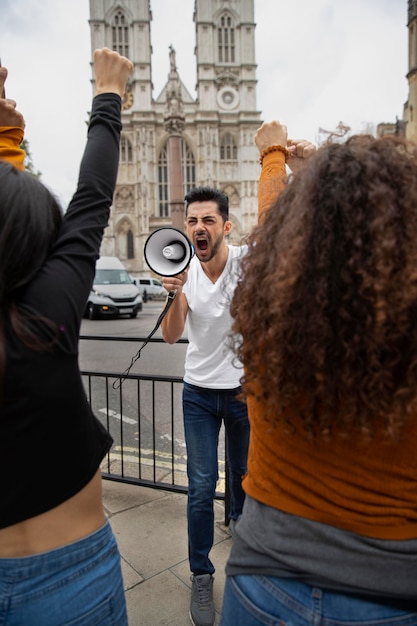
[85,257,143,319]
[130,276,168,300]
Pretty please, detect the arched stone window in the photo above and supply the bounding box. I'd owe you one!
[115,218,134,260]
[158,144,169,218]
[120,136,133,164]
[112,11,129,57]
[218,13,235,63]
[183,142,196,194]
[220,133,237,161]
[127,230,134,259]
[158,140,196,217]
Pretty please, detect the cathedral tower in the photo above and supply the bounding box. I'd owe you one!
[89,0,261,274]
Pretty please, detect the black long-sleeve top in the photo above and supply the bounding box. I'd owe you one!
[0,93,122,529]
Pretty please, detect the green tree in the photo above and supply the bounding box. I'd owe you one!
[21,139,41,178]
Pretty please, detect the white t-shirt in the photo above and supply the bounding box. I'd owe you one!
[182,244,247,389]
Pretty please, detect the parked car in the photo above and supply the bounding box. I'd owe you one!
[85,257,143,319]
[130,276,168,301]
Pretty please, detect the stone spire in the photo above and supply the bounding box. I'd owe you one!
[164,45,185,135]
[162,46,186,228]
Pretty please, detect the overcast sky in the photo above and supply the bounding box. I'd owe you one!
[1,0,409,207]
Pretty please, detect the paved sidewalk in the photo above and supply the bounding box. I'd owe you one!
[102,480,232,626]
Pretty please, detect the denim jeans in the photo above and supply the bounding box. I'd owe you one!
[0,519,127,626]
[183,382,250,575]
[220,575,417,626]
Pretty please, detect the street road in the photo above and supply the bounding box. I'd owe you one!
[79,299,187,377]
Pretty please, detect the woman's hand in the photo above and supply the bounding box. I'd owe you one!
[0,67,25,129]
[93,48,133,99]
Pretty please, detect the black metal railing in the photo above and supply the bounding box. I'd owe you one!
[80,335,229,514]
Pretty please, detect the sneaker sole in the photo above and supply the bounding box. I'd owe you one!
[189,608,214,626]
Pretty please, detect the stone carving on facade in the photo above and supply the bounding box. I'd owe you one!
[139,126,147,145]
[114,187,134,215]
[141,174,148,199]
[215,68,239,88]
[223,184,239,206]
[115,188,134,213]
[166,92,183,117]
[116,187,133,200]
[117,216,134,234]
[164,116,185,134]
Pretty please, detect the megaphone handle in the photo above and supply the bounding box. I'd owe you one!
[113,290,177,388]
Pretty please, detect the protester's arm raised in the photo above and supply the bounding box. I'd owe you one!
[255,121,288,221]
[0,67,26,171]
[255,121,316,220]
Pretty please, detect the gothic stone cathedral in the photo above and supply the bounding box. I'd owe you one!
[89,0,262,275]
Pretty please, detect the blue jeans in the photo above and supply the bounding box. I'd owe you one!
[183,382,249,575]
[220,575,417,626]
[0,519,128,626]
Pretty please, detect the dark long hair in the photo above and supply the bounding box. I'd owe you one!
[231,135,417,439]
[0,162,62,388]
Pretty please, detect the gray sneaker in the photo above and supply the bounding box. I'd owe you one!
[189,574,215,626]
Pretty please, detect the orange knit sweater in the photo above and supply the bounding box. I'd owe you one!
[257,149,287,221]
[0,126,25,170]
[243,152,417,541]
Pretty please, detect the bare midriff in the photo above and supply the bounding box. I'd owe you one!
[0,469,106,557]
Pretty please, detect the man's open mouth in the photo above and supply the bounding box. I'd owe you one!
[196,237,208,252]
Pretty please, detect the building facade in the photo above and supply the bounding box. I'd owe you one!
[89,0,261,274]
[404,0,417,140]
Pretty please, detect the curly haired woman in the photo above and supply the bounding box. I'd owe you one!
[220,130,417,625]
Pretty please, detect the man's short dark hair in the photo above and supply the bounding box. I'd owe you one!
[184,186,229,221]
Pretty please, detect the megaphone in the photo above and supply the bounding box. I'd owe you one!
[144,227,195,276]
